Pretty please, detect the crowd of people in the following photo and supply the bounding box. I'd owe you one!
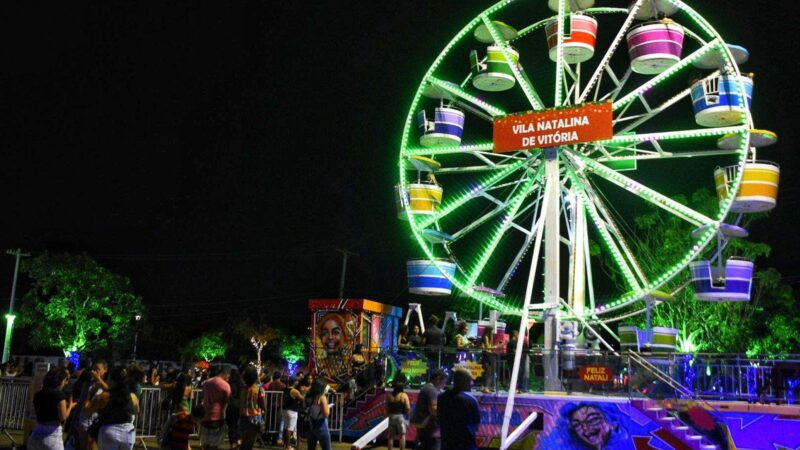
[15,313,531,450]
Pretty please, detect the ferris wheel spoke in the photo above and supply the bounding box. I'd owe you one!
[403,142,494,157]
[426,76,506,117]
[597,66,631,103]
[463,174,542,288]
[479,15,546,111]
[578,176,649,286]
[593,144,739,162]
[596,125,749,147]
[566,150,715,227]
[565,167,642,292]
[448,167,542,241]
[577,0,644,104]
[614,38,721,112]
[414,159,533,229]
[616,70,721,132]
[553,0,568,106]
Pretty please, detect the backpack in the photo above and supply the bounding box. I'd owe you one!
[304,396,325,423]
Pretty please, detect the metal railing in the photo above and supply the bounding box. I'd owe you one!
[0,377,30,431]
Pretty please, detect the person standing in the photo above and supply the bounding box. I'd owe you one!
[421,316,445,379]
[385,381,410,450]
[454,322,473,349]
[438,369,480,450]
[282,377,304,450]
[421,316,444,348]
[303,379,331,450]
[410,369,447,450]
[226,368,243,450]
[479,326,497,393]
[77,360,108,450]
[84,367,140,450]
[28,368,76,450]
[200,367,231,450]
[238,367,264,450]
[408,325,423,347]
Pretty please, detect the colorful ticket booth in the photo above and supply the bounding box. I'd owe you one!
[308,298,402,382]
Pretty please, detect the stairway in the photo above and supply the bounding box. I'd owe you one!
[344,386,384,418]
[631,399,719,450]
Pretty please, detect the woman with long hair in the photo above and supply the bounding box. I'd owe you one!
[28,368,76,450]
[304,379,331,450]
[84,367,140,450]
[454,321,472,349]
[384,381,410,450]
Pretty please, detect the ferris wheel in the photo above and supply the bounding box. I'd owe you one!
[395,0,778,445]
[396,0,779,324]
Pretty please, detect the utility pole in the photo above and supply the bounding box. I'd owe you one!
[3,249,29,364]
[336,249,358,300]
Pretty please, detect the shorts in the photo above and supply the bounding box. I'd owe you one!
[98,423,135,450]
[200,421,225,447]
[239,415,264,433]
[28,424,63,450]
[387,414,407,437]
[282,410,298,433]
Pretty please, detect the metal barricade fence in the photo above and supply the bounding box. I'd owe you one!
[326,391,345,442]
[263,390,283,434]
[0,377,30,430]
[135,387,165,439]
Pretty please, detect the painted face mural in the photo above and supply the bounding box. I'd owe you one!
[570,405,615,448]
[320,316,345,352]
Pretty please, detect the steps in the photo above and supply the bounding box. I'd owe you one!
[632,399,720,450]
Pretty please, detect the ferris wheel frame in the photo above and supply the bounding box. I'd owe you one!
[398,0,753,322]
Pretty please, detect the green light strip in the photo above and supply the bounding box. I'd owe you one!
[614,39,720,112]
[554,0,566,106]
[480,15,546,111]
[567,167,640,292]
[597,126,749,145]
[427,76,506,117]
[415,159,530,229]
[403,142,495,156]
[568,151,716,227]
[464,174,541,289]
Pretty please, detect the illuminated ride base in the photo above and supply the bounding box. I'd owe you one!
[391,0,786,448]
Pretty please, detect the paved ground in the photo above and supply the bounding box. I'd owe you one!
[0,430,391,450]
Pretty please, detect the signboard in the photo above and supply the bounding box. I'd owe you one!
[579,364,612,384]
[493,102,613,153]
[399,359,428,379]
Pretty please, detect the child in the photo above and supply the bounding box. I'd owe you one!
[163,404,205,450]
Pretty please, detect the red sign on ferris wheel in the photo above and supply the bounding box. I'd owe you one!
[492,101,613,153]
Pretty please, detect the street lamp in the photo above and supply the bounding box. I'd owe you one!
[132,315,142,361]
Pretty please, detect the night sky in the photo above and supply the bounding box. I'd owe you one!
[1,1,798,342]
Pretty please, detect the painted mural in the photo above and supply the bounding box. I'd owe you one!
[308,298,402,382]
[340,391,800,449]
[314,310,358,380]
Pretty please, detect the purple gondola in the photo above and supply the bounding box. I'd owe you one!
[626,19,685,75]
[690,258,754,302]
[417,106,465,147]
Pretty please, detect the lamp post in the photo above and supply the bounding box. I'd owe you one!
[132,315,142,361]
[2,249,29,364]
